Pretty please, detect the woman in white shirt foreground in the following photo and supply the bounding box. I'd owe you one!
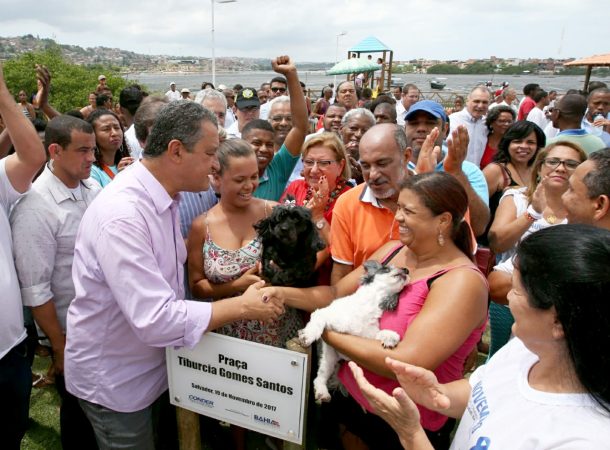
[350,224,610,449]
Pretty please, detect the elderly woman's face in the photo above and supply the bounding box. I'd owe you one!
[491,111,514,135]
[302,145,344,191]
[340,114,373,159]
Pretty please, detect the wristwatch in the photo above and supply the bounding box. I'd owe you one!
[316,219,325,230]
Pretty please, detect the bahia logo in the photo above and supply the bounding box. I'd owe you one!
[188,395,214,408]
[253,414,280,428]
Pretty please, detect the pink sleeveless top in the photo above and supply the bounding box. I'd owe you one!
[337,245,487,431]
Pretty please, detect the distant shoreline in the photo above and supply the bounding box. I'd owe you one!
[129,71,609,95]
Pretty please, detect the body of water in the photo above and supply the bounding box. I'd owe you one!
[127,71,609,98]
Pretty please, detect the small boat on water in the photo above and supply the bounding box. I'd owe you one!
[430,78,446,90]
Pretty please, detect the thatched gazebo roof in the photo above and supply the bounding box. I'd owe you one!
[564,53,610,90]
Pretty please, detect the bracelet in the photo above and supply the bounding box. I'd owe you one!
[526,205,542,221]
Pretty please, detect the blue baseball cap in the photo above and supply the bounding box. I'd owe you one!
[405,100,448,122]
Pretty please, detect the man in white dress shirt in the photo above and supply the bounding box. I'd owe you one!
[449,86,491,166]
[11,115,101,449]
[396,83,420,126]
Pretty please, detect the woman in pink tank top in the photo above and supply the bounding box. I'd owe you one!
[263,172,488,449]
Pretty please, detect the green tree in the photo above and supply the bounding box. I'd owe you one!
[560,66,586,76]
[427,64,461,74]
[461,62,495,74]
[3,45,128,113]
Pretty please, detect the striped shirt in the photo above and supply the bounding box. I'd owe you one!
[178,188,218,238]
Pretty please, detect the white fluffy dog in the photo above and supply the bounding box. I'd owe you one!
[298,260,409,402]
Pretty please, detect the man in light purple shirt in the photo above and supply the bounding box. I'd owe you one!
[64,100,284,448]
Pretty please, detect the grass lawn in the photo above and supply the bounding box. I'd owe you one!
[23,354,61,450]
[21,328,491,450]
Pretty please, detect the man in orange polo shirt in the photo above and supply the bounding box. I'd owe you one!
[330,124,411,284]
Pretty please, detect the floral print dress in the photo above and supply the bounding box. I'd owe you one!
[202,221,302,348]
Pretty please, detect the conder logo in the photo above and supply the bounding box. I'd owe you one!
[188,394,215,408]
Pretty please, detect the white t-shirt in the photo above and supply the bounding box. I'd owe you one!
[225,107,236,129]
[165,90,181,102]
[544,121,559,140]
[259,101,271,120]
[0,158,28,358]
[526,107,549,130]
[125,124,144,160]
[396,101,406,126]
[451,337,610,449]
[226,121,241,139]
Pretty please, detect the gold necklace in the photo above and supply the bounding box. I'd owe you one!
[545,213,558,224]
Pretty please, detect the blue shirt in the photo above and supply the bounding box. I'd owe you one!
[178,188,218,238]
[582,118,610,146]
[407,147,489,206]
[90,164,117,188]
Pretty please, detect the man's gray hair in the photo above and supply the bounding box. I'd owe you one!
[194,89,227,108]
[401,83,418,94]
[584,148,610,198]
[341,107,375,127]
[269,95,290,109]
[468,85,491,100]
[502,88,516,99]
[393,124,408,152]
[144,100,218,158]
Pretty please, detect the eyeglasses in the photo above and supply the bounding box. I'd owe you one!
[271,87,287,93]
[270,115,292,123]
[302,159,337,168]
[543,157,581,171]
[496,120,514,125]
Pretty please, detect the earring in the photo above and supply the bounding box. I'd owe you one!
[437,231,445,247]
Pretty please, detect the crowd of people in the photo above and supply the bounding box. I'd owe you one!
[1,55,609,450]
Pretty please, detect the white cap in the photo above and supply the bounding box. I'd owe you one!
[181,88,190,94]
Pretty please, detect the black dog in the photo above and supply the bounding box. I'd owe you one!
[254,203,326,287]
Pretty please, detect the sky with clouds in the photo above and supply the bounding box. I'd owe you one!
[1,0,607,62]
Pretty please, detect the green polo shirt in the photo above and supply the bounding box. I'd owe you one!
[254,144,300,201]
